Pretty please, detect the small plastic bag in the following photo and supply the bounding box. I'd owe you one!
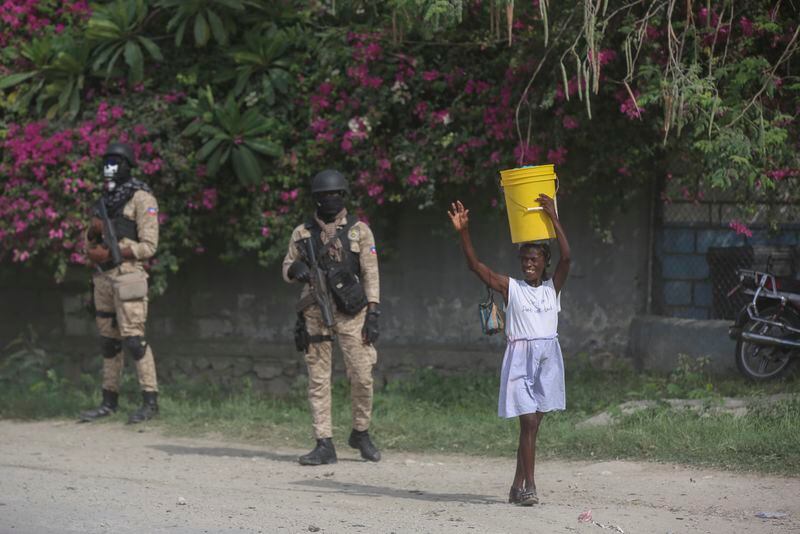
[478,286,505,335]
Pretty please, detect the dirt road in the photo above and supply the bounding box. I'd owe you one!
[0,420,797,533]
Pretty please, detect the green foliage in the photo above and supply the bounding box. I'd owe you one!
[86,0,161,84]
[158,0,262,48]
[0,35,90,118]
[180,87,282,184]
[226,27,295,102]
[667,355,716,399]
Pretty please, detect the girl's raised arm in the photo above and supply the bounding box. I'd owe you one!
[449,201,510,301]
[537,194,571,293]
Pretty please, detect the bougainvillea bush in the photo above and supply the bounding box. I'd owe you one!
[1,0,798,292]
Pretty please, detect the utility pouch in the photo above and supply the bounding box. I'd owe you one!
[113,271,148,301]
[326,263,368,316]
[294,313,310,353]
[478,286,505,336]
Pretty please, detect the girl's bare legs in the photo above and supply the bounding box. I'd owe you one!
[512,413,544,494]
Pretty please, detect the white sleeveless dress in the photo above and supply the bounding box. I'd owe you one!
[497,278,566,418]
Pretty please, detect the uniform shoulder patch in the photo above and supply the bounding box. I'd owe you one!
[146,207,158,215]
[369,246,377,255]
[348,227,360,241]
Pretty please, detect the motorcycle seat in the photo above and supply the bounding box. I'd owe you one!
[776,276,800,293]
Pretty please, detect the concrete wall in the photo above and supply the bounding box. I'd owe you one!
[627,315,737,375]
[0,189,652,390]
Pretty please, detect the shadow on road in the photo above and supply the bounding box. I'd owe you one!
[292,479,502,505]
[149,444,298,463]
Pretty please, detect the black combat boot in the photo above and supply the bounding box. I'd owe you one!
[298,438,337,465]
[79,389,119,422]
[348,429,381,462]
[127,391,159,424]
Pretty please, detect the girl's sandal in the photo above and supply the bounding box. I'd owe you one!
[508,486,524,504]
[516,487,539,506]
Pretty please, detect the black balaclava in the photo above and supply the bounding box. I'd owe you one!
[103,154,132,193]
[315,192,346,222]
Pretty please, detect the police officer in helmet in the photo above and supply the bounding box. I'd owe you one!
[80,142,162,424]
[283,169,381,465]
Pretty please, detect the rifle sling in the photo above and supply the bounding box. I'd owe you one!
[305,215,358,260]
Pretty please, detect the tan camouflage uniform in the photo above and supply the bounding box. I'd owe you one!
[283,217,380,439]
[90,190,159,392]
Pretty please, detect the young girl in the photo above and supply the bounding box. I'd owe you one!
[448,194,571,506]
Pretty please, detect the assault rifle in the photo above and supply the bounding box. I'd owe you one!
[300,237,337,338]
[93,198,122,267]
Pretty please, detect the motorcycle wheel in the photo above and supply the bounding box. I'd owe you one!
[735,305,800,381]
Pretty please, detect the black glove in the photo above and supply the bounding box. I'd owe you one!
[287,260,311,283]
[362,309,380,345]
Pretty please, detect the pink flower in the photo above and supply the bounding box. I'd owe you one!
[377,158,391,170]
[562,116,579,130]
[261,226,271,237]
[422,70,440,81]
[70,253,86,265]
[729,220,753,238]
[547,146,568,166]
[619,92,643,119]
[514,142,542,164]
[310,118,330,134]
[310,93,330,111]
[341,136,353,153]
[316,131,334,143]
[597,49,617,65]
[407,166,428,187]
[739,17,754,36]
[194,246,206,254]
[12,249,30,262]
[431,110,451,125]
[767,168,799,181]
[201,188,217,210]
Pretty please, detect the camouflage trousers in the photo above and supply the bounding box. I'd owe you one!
[93,264,158,393]
[303,305,377,439]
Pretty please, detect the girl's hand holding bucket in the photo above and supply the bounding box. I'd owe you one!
[537,194,558,221]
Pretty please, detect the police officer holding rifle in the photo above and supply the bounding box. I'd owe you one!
[80,142,161,424]
[283,169,381,465]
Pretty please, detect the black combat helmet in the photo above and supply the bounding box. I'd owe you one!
[104,142,136,167]
[310,169,349,195]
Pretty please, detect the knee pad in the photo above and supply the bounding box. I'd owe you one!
[100,337,122,358]
[122,336,148,361]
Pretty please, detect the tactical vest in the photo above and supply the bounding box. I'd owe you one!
[304,215,361,278]
[305,215,368,315]
[113,216,139,241]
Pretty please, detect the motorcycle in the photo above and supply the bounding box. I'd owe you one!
[728,269,800,380]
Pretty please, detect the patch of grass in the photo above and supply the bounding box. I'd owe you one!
[2,336,799,474]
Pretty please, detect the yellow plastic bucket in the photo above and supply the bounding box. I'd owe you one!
[499,164,558,243]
